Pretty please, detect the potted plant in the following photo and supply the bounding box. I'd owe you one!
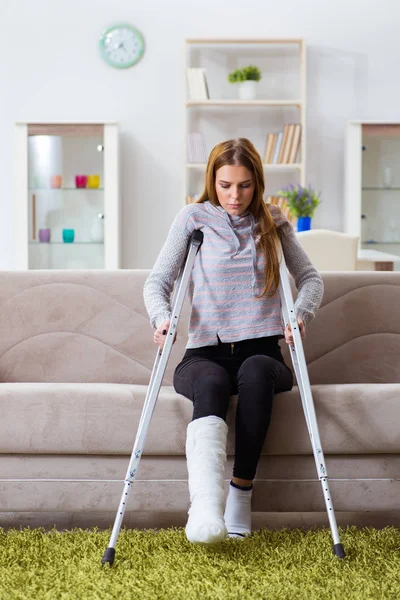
[228,65,261,100]
[277,184,321,231]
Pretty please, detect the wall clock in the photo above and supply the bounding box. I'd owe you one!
[99,23,145,69]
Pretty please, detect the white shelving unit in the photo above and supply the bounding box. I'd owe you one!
[345,120,400,271]
[14,122,120,270]
[184,38,306,205]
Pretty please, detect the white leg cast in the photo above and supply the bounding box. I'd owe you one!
[185,415,228,544]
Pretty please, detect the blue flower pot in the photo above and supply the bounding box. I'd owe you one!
[297,216,311,232]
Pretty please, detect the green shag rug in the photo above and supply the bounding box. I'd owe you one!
[1,526,400,599]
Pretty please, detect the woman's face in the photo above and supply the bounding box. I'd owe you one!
[215,164,255,217]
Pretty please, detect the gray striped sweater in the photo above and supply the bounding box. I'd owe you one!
[143,201,324,348]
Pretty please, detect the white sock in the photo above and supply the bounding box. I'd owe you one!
[224,481,252,539]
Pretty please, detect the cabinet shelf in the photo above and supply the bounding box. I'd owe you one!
[186,99,302,108]
[29,187,104,191]
[186,163,302,169]
[362,187,400,191]
[363,241,400,245]
[29,242,104,245]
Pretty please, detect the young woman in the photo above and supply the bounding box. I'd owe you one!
[143,138,323,544]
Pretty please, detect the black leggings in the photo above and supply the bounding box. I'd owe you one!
[173,335,293,480]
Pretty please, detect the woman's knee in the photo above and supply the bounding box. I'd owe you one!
[189,373,231,424]
[174,359,231,401]
[237,354,290,387]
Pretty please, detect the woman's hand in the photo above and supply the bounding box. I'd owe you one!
[153,320,177,350]
[284,317,305,347]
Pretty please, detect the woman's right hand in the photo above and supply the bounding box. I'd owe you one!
[153,319,177,350]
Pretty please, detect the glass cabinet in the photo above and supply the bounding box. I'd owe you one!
[14,122,120,269]
[345,121,400,271]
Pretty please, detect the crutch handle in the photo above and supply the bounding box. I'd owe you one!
[190,229,203,247]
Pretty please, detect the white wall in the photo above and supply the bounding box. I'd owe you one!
[1,0,400,269]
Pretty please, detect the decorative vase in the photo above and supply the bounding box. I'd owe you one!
[297,216,311,232]
[87,175,100,189]
[62,229,75,243]
[39,228,51,243]
[238,80,258,100]
[90,213,104,242]
[50,175,62,188]
[75,175,87,188]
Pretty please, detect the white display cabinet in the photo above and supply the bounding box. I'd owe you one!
[184,39,306,207]
[345,121,400,270]
[14,122,120,270]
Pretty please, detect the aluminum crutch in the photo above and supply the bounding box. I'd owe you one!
[278,243,346,559]
[101,229,204,566]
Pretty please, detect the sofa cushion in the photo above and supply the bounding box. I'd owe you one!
[0,271,186,386]
[1,382,400,455]
[1,270,400,386]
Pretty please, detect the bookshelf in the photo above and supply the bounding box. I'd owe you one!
[184,38,306,224]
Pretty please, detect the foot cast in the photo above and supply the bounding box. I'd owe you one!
[185,415,252,543]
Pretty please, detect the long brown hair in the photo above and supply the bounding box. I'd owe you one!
[195,138,281,298]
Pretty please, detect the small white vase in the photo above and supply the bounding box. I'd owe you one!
[90,213,104,242]
[238,80,258,100]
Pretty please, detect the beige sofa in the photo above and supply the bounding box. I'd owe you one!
[1,269,400,531]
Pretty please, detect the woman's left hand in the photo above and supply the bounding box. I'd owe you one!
[284,317,305,347]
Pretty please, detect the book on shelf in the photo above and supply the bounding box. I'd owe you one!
[263,125,300,165]
[272,131,284,164]
[281,124,295,164]
[187,132,207,163]
[186,68,209,100]
[287,124,302,164]
[263,133,276,164]
[264,132,287,164]
[277,125,290,163]
[274,123,302,164]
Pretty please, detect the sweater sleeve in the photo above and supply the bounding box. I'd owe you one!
[143,206,195,329]
[268,205,324,325]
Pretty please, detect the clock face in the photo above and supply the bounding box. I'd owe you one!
[99,24,144,69]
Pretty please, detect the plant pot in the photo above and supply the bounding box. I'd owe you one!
[238,80,258,100]
[297,216,311,232]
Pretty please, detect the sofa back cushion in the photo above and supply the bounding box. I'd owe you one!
[0,270,399,384]
[280,271,400,384]
[0,270,166,384]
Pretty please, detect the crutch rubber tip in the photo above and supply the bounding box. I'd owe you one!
[333,543,346,559]
[101,547,116,566]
